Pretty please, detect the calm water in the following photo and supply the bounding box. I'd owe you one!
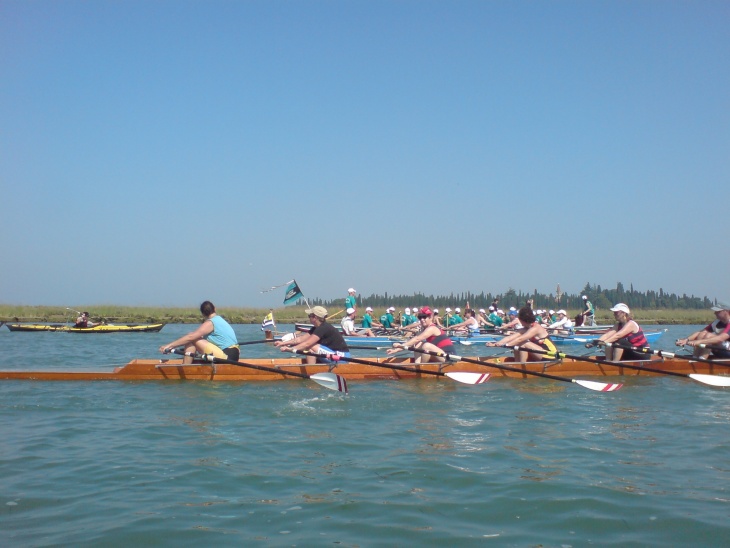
[2,324,729,546]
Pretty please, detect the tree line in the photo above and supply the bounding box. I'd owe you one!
[309,282,716,312]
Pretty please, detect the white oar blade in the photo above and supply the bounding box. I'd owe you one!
[688,374,730,387]
[458,341,474,346]
[445,372,491,385]
[310,373,349,394]
[574,379,623,392]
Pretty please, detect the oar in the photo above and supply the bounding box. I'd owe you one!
[164,348,348,393]
[533,344,730,388]
[411,347,622,392]
[291,350,490,385]
[603,342,730,386]
[237,339,278,346]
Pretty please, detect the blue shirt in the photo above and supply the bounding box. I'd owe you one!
[205,315,238,349]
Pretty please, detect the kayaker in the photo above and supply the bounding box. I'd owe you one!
[159,301,239,364]
[677,301,730,359]
[387,306,456,363]
[74,312,97,328]
[594,303,649,360]
[276,306,350,364]
[486,306,557,362]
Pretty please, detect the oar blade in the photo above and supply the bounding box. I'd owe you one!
[458,341,474,346]
[310,372,349,394]
[574,379,623,392]
[445,371,491,385]
[688,374,730,387]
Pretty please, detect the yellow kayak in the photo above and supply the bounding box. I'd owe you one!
[5,323,165,333]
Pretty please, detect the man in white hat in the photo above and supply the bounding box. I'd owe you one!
[341,307,375,337]
[580,295,596,326]
[276,306,350,364]
[345,288,357,312]
[547,309,573,335]
[361,306,383,330]
[677,301,730,359]
[380,307,396,329]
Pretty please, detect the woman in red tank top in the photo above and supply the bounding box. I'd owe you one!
[386,306,455,363]
[596,303,649,361]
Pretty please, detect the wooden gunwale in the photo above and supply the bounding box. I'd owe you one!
[0,356,728,382]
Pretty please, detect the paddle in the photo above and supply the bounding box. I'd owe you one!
[164,348,348,393]
[291,349,490,385]
[533,344,730,388]
[410,347,622,392]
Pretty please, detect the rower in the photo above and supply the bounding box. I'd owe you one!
[276,306,350,364]
[341,307,375,337]
[386,306,456,363]
[593,303,649,361]
[677,301,730,360]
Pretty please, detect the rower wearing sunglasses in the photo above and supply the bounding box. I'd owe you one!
[387,306,456,363]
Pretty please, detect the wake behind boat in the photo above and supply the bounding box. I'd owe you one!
[5,322,166,333]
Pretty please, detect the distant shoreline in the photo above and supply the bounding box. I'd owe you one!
[0,304,714,325]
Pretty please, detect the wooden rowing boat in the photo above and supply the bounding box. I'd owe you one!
[5,323,166,333]
[1,355,727,382]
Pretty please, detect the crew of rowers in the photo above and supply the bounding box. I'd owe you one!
[350,300,730,364]
[347,305,576,336]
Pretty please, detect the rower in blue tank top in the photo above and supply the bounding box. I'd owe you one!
[160,301,240,364]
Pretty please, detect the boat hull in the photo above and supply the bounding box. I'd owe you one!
[0,355,727,382]
[5,323,166,333]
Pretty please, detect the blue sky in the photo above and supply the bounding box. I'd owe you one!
[2,1,728,308]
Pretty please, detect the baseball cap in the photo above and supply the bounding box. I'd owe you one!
[582,295,588,300]
[418,306,433,317]
[433,308,439,313]
[346,307,355,315]
[455,307,461,313]
[348,288,356,293]
[610,303,630,314]
[549,309,555,314]
[711,301,730,312]
[557,309,567,315]
[479,308,486,313]
[445,307,452,312]
[488,306,494,311]
[405,308,411,314]
[305,306,328,319]
[365,306,373,311]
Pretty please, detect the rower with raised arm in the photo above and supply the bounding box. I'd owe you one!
[581,295,596,326]
[676,301,730,359]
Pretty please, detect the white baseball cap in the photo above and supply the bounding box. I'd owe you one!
[549,309,555,314]
[346,307,355,315]
[711,301,730,312]
[557,309,567,315]
[610,303,630,314]
[479,308,486,313]
[365,306,373,311]
[445,307,452,312]
[455,307,461,313]
[404,308,411,314]
[489,306,494,311]
[348,288,356,293]
[434,308,439,313]
[509,307,516,311]
[582,295,588,300]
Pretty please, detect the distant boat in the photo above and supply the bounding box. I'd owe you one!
[5,323,165,333]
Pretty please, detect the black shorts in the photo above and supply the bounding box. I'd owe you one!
[223,346,240,361]
[711,347,730,359]
[615,337,649,360]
